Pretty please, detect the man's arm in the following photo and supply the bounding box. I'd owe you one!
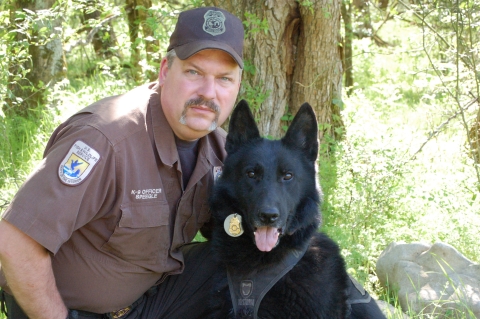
[0,220,68,319]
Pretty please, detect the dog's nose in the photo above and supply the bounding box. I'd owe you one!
[258,208,279,224]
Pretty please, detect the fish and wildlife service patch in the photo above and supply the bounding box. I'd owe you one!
[203,10,226,36]
[58,140,100,186]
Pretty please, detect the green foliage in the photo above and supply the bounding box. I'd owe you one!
[0,10,9,102]
[344,0,480,178]
[297,0,314,15]
[242,59,256,76]
[322,11,480,316]
[238,60,270,119]
[1,2,64,115]
[63,0,180,83]
[240,81,270,115]
[280,110,294,132]
[243,12,269,37]
[0,1,479,317]
[0,0,196,202]
[320,90,480,316]
[0,106,57,208]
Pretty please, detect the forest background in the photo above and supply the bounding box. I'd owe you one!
[0,0,479,318]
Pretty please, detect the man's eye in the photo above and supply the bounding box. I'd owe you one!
[220,76,231,82]
[187,70,199,75]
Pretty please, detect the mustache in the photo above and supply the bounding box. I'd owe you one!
[184,98,220,113]
[180,98,220,131]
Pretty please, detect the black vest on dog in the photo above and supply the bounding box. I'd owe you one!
[227,247,307,319]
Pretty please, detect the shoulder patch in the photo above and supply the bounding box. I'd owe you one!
[58,140,101,186]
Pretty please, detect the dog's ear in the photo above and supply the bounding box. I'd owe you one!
[226,100,261,154]
[282,103,319,162]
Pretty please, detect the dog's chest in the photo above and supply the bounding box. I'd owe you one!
[226,248,305,319]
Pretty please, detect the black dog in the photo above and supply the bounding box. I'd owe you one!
[206,100,350,318]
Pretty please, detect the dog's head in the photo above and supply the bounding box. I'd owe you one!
[212,100,321,252]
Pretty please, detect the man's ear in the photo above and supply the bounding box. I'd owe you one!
[225,100,260,155]
[158,57,169,86]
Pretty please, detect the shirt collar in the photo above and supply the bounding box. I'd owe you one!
[149,84,224,170]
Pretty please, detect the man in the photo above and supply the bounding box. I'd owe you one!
[0,6,384,319]
[0,6,242,319]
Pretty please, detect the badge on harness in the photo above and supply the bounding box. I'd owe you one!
[224,214,244,237]
[58,140,100,186]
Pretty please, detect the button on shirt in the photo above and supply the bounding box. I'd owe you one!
[0,83,227,313]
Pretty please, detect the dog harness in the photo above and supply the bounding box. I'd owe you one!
[227,246,308,318]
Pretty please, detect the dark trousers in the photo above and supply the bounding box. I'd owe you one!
[0,241,385,319]
[0,242,216,319]
[1,289,27,319]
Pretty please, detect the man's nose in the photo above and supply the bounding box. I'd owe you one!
[198,76,216,100]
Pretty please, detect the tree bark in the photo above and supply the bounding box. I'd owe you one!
[4,0,65,118]
[125,0,159,82]
[205,0,344,140]
[342,0,354,96]
[126,0,141,82]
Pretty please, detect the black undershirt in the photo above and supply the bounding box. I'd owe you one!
[175,136,199,189]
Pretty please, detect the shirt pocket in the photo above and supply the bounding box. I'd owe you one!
[101,201,170,271]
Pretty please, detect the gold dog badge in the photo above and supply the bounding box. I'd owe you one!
[224,214,244,237]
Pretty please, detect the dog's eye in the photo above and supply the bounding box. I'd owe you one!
[283,172,293,180]
[247,170,255,178]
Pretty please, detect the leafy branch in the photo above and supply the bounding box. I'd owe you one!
[64,13,121,53]
[243,12,269,38]
[410,96,479,161]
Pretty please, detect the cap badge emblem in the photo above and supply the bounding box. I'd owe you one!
[203,10,226,36]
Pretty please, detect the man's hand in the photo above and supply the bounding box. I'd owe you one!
[0,220,69,319]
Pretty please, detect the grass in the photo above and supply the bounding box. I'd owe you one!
[319,18,480,318]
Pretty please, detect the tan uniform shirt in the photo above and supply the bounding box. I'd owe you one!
[0,83,227,313]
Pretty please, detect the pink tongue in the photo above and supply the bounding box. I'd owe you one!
[254,227,279,252]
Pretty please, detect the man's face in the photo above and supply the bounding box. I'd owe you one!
[158,49,241,141]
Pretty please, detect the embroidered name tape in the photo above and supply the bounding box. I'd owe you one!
[58,140,100,186]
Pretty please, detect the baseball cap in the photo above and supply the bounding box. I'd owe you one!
[167,7,244,69]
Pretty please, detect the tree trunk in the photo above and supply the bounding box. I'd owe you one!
[126,0,141,82]
[4,0,65,118]
[342,0,354,96]
[290,1,344,140]
[125,0,159,82]
[137,0,160,81]
[205,0,344,140]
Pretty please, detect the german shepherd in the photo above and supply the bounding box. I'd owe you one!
[206,100,349,318]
